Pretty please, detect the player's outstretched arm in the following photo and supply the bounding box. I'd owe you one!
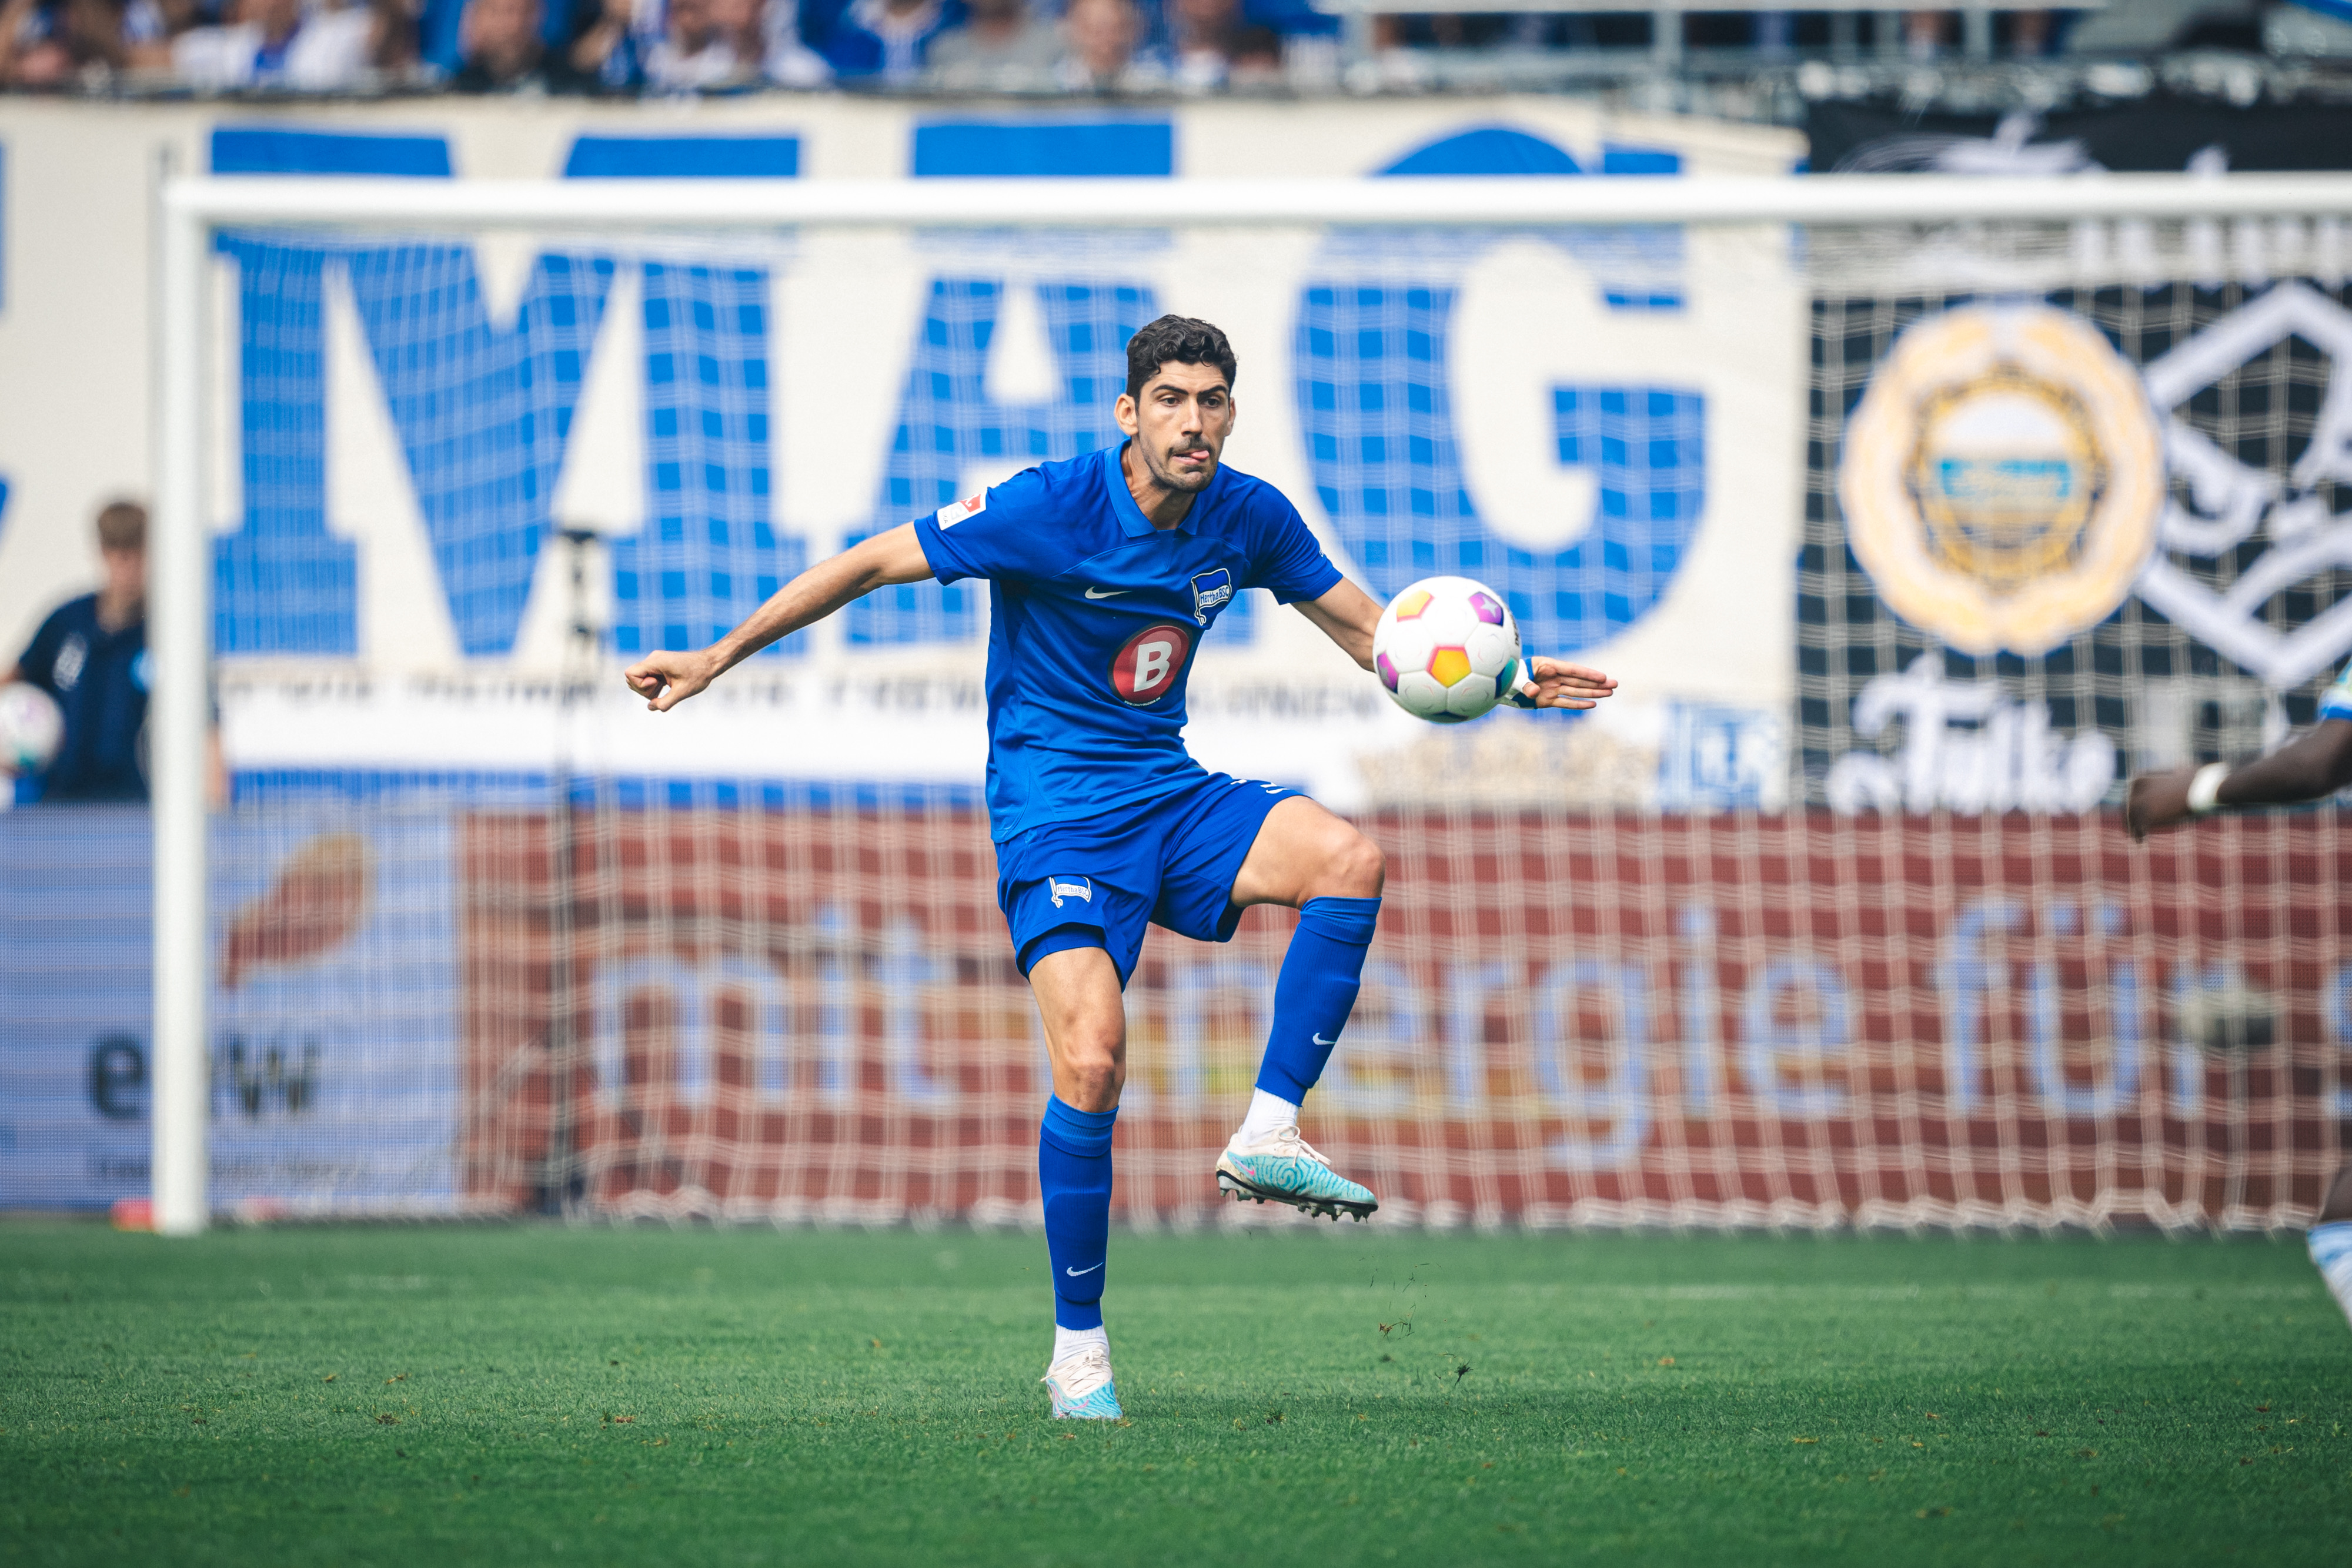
[2126,718,2352,841]
[1290,580,1385,670]
[1293,579,1618,710]
[623,523,933,711]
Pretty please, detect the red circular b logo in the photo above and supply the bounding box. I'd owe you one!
[1111,623,1194,706]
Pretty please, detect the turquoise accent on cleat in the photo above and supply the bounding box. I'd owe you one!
[1042,1346,1123,1420]
[1214,1131,1378,1221]
[1046,1379,1124,1420]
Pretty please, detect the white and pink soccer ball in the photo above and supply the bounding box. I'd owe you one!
[1371,575,1522,724]
[0,681,64,776]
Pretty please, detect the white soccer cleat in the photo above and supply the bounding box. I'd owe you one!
[1041,1342,1124,1420]
[1215,1126,1378,1221]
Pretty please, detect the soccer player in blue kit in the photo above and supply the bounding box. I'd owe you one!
[624,316,1618,1420]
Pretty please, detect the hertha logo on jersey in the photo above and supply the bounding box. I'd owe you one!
[1111,623,1194,706]
[1190,567,1234,625]
[936,491,988,529]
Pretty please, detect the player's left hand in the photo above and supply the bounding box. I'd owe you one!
[2123,768,2197,842]
[1505,657,1617,711]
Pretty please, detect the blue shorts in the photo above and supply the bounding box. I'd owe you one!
[996,771,1301,988]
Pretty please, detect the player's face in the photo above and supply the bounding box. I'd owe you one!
[1115,361,1234,495]
[101,545,146,604]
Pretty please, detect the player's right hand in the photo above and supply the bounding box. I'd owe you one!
[624,649,717,713]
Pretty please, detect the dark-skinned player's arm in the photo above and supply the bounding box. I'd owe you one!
[2147,714,2352,1280]
[2132,695,2352,1296]
[623,523,934,711]
[2124,718,2352,841]
[1291,578,1620,711]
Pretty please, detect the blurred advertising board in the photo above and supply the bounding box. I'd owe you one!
[0,807,462,1213]
[457,802,2346,1230]
[4,794,2344,1224]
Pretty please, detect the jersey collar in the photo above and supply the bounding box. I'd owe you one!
[1104,442,1224,539]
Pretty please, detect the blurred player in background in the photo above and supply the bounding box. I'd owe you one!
[2,498,223,807]
[2127,676,2352,1333]
[5,499,151,802]
[624,315,1615,1420]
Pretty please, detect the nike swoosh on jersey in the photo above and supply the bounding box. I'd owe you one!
[1065,1263,1105,1276]
[1083,587,1132,599]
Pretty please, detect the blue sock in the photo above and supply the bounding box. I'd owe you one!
[1255,896,1381,1104]
[1038,1096,1117,1331]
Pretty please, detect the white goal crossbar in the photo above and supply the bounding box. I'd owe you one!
[149,170,2352,1234]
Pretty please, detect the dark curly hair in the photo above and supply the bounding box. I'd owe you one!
[1123,315,1238,401]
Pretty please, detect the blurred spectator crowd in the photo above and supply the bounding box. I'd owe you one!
[0,0,2346,95]
[0,0,1347,93]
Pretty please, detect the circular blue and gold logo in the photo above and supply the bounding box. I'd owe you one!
[1840,305,2164,657]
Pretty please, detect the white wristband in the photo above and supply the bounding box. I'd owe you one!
[2185,761,2230,816]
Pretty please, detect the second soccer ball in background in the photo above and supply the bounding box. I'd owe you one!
[0,681,64,777]
[1371,575,1522,724]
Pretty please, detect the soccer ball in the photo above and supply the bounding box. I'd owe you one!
[0,682,64,776]
[2176,975,2278,1055]
[1371,576,1522,724]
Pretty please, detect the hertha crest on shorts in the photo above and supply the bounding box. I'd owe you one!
[1190,568,1234,625]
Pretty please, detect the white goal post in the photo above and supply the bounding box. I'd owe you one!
[149,169,2352,1236]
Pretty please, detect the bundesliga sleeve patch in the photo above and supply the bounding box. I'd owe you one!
[936,491,988,529]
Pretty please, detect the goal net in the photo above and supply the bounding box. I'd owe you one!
[9,176,2350,1233]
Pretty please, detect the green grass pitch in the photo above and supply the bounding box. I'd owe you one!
[4,1219,2349,1566]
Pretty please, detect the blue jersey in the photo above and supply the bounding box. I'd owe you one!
[2325,662,2352,724]
[916,444,1344,842]
[14,593,149,803]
